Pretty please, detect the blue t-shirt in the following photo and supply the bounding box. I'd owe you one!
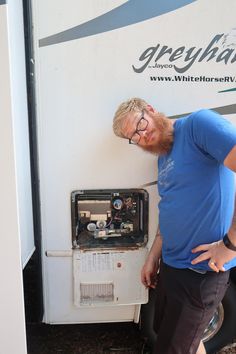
[158,109,236,271]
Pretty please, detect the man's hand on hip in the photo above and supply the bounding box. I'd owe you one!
[191,240,236,272]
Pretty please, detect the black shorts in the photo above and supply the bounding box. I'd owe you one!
[153,262,230,354]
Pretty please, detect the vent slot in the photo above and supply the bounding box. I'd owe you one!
[80,282,114,304]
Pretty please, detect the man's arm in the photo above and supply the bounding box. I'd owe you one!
[224,145,236,172]
[223,144,236,249]
[191,144,236,272]
[141,227,162,288]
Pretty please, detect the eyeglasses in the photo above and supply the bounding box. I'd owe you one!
[129,111,149,145]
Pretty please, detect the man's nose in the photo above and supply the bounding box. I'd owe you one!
[140,129,148,137]
[140,130,148,140]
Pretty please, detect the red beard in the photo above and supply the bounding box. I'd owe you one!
[140,112,174,155]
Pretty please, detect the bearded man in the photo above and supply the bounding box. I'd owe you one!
[113,98,236,354]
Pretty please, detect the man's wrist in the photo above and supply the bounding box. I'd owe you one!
[223,233,236,252]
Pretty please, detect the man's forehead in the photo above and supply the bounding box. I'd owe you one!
[122,111,141,134]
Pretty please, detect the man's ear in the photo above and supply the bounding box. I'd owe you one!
[146,104,155,113]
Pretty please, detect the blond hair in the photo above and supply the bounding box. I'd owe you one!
[113,97,149,138]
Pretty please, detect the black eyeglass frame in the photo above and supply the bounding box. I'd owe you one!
[128,111,149,145]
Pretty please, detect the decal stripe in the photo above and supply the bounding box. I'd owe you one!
[140,181,157,188]
[218,87,236,93]
[169,104,236,119]
[39,0,196,47]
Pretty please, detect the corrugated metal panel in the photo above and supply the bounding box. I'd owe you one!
[80,282,114,304]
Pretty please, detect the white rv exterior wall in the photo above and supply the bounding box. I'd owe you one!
[0,0,34,352]
[32,0,236,324]
[7,0,35,268]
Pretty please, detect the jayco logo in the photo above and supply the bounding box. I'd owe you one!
[132,32,236,74]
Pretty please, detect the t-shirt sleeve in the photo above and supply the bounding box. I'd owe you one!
[191,109,236,163]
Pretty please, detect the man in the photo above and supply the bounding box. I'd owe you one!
[112,98,236,354]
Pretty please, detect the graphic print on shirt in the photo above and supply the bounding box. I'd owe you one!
[158,158,175,188]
